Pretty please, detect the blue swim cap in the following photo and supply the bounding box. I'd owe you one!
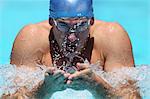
[49,0,94,19]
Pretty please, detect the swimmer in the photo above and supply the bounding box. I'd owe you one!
[8,0,141,98]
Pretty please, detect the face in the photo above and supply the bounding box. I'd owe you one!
[53,17,91,58]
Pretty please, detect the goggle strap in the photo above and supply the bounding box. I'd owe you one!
[53,19,57,26]
[88,19,91,26]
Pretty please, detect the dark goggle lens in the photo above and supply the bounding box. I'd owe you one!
[57,21,70,32]
[54,18,90,32]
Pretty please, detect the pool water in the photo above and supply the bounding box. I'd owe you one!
[0,0,150,98]
[0,0,149,65]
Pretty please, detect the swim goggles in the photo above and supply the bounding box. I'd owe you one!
[53,17,91,33]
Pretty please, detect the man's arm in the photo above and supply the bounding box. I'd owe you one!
[103,23,134,71]
[102,23,141,98]
[10,24,46,67]
[6,24,45,98]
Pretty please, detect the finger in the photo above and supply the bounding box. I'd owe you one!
[45,68,65,79]
[64,73,71,78]
[66,80,72,85]
[45,67,57,76]
[53,70,65,80]
[76,63,90,70]
[53,69,65,75]
[68,68,91,80]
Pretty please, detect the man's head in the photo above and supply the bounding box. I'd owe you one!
[49,0,94,59]
[49,0,94,19]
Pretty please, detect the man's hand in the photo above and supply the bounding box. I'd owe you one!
[65,63,93,84]
[64,63,109,98]
[64,63,101,91]
[34,67,67,98]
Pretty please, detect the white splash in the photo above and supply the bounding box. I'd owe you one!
[0,64,150,98]
[90,63,150,98]
[0,64,47,96]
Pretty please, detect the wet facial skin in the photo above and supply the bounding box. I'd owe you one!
[51,17,92,73]
[53,17,91,52]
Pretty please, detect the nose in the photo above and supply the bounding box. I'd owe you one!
[68,33,77,42]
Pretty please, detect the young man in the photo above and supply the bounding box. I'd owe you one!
[9,0,141,98]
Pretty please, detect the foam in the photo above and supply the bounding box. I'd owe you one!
[0,64,150,98]
[0,64,46,96]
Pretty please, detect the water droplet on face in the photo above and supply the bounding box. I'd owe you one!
[75,44,78,47]
[51,40,55,43]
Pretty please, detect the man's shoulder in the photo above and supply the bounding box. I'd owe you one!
[13,20,51,54]
[11,20,51,65]
[15,20,51,47]
[92,20,131,51]
[92,20,134,71]
[93,20,125,37]
[92,20,129,42]
[18,20,51,36]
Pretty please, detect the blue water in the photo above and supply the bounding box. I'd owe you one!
[0,0,150,65]
[0,0,150,98]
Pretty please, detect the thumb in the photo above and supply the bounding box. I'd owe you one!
[76,63,90,70]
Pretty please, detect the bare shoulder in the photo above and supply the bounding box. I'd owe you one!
[92,20,132,50]
[11,20,51,67]
[12,20,51,51]
[15,20,50,40]
[92,20,134,71]
[93,20,128,40]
